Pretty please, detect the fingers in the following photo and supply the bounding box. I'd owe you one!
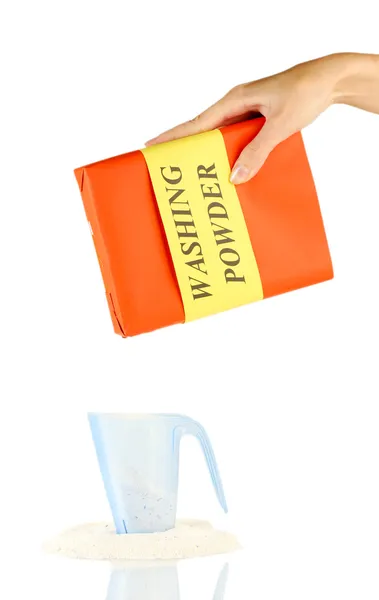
[230,121,281,184]
[145,105,224,146]
[145,86,246,146]
[145,113,212,145]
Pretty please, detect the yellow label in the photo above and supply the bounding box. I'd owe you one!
[142,130,263,321]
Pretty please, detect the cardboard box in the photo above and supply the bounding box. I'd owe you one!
[74,118,333,337]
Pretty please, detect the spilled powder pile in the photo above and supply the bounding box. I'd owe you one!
[43,519,241,561]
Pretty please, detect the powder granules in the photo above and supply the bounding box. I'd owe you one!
[44,519,241,561]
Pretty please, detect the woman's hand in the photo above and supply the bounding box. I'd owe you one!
[146,53,379,184]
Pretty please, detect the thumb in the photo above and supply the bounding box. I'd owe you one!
[230,121,280,184]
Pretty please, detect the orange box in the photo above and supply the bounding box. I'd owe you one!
[74,118,333,337]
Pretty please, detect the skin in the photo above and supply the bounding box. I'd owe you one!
[146,53,379,184]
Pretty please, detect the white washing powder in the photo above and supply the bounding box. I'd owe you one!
[43,519,241,561]
[117,481,176,533]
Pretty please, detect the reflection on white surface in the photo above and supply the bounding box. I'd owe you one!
[106,560,229,600]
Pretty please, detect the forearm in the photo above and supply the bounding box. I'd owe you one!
[328,53,379,114]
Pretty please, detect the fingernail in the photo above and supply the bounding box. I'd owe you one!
[230,164,250,184]
[144,138,156,146]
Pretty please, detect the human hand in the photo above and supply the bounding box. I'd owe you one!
[146,54,378,184]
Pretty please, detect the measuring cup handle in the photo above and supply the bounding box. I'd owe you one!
[213,563,229,600]
[174,415,228,513]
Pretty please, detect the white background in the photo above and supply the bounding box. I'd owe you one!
[1,1,378,598]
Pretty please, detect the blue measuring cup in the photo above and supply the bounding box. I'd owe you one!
[89,413,228,534]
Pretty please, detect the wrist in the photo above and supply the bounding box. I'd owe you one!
[327,52,379,105]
